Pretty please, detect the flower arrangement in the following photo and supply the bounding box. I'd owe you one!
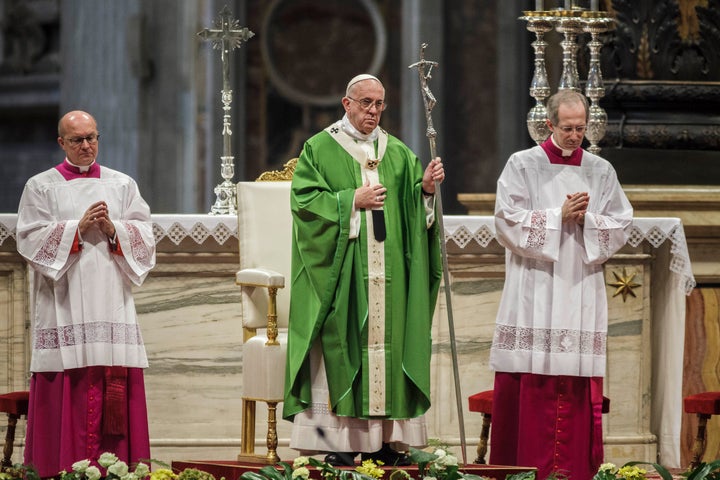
[238,445,493,480]
[405,446,485,480]
[0,453,221,480]
[240,455,375,480]
[593,463,649,480]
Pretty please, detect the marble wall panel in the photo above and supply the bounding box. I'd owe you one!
[136,260,247,464]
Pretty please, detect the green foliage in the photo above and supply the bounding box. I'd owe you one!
[684,460,720,480]
[504,472,536,480]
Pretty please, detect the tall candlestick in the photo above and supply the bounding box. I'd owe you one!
[536,0,544,11]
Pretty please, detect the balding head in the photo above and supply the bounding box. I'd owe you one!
[58,111,97,137]
[57,110,100,166]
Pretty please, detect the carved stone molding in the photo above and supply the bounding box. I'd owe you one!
[601,80,720,150]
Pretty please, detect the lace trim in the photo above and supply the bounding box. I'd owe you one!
[34,322,144,349]
[526,210,547,249]
[595,216,610,259]
[493,324,606,355]
[308,400,333,415]
[125,222,153,269]
[32,223,66,267]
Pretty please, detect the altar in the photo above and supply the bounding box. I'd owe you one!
[0,213,698,468]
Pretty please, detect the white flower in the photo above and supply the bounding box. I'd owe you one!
[293,457,310,468]
[108,460,129,477]
[433,449,447,458]
[99,452,120,468]
[85,466,102,480]
[292,467,310,480]
[134,462,150,478]
[436,453,458,467]
[72,460,91,473]
[424,476,437,480]
[599,463,617,473]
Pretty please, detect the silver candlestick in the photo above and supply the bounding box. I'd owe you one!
[583,12,613,154]
[555,12,583,92]
[523,13,553,144]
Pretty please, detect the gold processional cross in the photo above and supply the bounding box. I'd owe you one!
[198,5,254,215]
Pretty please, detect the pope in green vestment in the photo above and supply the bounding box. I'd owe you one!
[283,80,443,426]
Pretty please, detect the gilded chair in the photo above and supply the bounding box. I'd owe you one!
[235,159,295,464]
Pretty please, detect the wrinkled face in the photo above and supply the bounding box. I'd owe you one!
[342,79,385,135]
[57,112,99,166]
[548,101,587,151]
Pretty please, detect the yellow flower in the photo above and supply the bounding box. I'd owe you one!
[355,459,385,479]
[617,465,647,480]
[149,469,178,480]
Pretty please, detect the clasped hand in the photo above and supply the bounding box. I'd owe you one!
[562,192,589,225]
[79,201,116,238]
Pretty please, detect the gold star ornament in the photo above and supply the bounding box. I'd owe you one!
[608,267,641,302]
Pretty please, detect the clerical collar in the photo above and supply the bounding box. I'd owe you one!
[540,136,582,166]
[55,158,101,180]
[341,114,379,143]
[550,134,575,157]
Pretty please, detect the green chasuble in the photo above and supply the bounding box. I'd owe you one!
[283,124,442,421]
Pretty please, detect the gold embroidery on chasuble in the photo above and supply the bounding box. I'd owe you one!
[324,120,389,416]
[367,225,386,416]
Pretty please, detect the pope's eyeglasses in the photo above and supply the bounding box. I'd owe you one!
[347,97,387,111]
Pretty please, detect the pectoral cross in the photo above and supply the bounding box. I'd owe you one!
[198,5,254,214]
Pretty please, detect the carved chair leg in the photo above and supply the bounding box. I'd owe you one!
[475,413,491,464]
[265,401,280,464]
[2,413,19,469]
[690,413,710,470]
[240,399,257,458]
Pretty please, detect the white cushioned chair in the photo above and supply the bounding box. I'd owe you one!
[235,160,295,463]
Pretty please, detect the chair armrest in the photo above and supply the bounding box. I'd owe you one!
[236,267,285,289]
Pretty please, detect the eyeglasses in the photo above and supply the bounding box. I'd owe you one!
[556,125,586,134]
[65,134,100,147]
[347,97,387,111]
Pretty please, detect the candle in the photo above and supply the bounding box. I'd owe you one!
[591,0,599,10]
[565,0,571,9]
[536,0,544,10]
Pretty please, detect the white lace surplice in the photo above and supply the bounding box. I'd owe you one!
[16,166,156,372]
[490,146,634,378]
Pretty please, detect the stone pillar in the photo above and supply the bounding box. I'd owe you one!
[401,0,443,165]
[60,0,141,180]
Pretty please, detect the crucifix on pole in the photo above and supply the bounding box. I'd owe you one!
[409,43,468,466]
[198,5,254,215]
